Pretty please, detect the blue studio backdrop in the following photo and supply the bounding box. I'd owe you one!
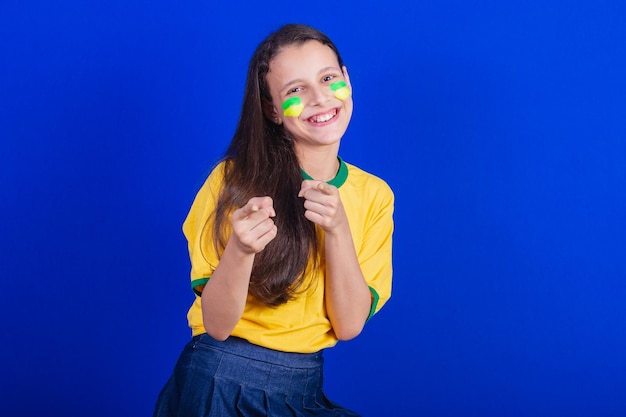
[2,1,625,416]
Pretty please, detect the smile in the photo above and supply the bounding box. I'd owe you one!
[308,108,338,124]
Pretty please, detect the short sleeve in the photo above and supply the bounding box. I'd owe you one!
[357,179,395,320]
[182,163,225,296]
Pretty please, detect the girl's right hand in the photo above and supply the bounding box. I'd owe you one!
[230,196,277,254]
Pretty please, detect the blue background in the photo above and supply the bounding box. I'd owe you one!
[2,1,625,416]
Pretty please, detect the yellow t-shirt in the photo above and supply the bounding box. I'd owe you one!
[183,158,394,353]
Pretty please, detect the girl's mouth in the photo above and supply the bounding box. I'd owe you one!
[308,108,338,124]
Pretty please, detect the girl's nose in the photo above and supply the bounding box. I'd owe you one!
[309,86,332,107]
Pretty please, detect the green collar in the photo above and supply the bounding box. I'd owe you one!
[300,156,348,188]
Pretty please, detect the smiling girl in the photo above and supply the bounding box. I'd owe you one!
[154,24,394,417]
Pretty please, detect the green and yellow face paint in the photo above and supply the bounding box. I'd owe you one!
[282,96,304,117]
[330,81,351,100]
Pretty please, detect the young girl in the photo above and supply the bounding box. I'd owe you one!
[154,23,394,417]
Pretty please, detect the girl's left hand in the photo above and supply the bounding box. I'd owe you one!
[298,180,347,233]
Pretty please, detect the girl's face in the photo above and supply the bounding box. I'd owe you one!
[266,40,353,153]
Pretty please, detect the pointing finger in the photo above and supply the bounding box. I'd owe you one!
[299,180,325,197]
[317,181,336,195]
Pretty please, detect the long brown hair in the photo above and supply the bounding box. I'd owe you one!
[209,24,346,306]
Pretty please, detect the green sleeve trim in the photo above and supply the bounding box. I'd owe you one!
[367,286,380,321]
[191,277,210,296]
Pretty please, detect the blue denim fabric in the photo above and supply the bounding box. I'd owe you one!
[154,334,361,417]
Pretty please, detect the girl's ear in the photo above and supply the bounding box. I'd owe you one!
[342,66,352,89]
[262,100,282,124]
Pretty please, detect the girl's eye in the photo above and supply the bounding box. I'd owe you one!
[288,87,302,94]
[323,75,335,82]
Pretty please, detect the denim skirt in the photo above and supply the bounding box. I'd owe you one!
[154,333,361,417]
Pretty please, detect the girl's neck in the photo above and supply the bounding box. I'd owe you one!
[296,146,340,182]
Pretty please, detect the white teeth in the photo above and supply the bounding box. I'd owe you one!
[310,109,336,123]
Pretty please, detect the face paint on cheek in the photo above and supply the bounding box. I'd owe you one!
[281,97,304,117]
[330,81,351,100]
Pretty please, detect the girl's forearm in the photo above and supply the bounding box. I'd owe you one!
[201,239,255,340]
[323,225,371,340]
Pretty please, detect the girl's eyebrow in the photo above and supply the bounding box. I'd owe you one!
[281,78,305,93]
[317,66,341,75]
